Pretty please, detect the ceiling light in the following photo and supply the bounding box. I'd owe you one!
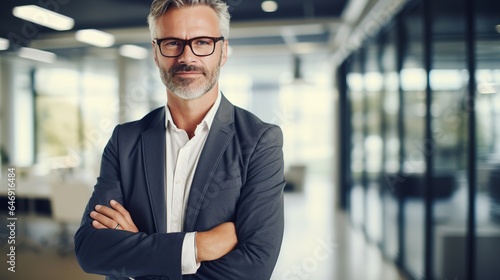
[0,38,9,50]
[76,29,115,48]
[262,1,278,13]
[119,45,149,60]
[13,5,74,31]
[18,47,56,63]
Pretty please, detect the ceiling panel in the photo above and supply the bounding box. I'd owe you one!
[0,0,347,51]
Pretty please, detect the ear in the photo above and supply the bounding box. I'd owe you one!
[152,41,160,67]
[220,39,229,67]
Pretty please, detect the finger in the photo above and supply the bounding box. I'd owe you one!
[93,203,139,233]
[93,206,125,230]
[90,210,117,229]
[109,200,139,233]
[95,204,126,225]
[92,220,109,230]
[110,200,133,223]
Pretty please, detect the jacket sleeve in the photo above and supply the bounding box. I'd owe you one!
[74,125,185,279]
[194,125,286,280]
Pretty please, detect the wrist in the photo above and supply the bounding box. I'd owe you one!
[194,232,199,263]
[195,231,207,262]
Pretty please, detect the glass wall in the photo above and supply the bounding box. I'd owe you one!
[3,51,159,177]
[347,51,366,229]
[430,0,469,278]
[35,67,81,167]
[338,0,500,279]
[380,26,401,263]
[475,0,500,279]
[364,41,384,245]
[34,56,121,176]
[400,3,426,278]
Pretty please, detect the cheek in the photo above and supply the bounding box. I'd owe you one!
[156,58,173,72]
[207,54,223,70]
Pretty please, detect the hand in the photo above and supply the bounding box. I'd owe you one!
[196,222,238,262]
[90,200,139,233]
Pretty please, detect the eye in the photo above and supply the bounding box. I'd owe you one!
[162,40,182,47]
[194,39,213,46]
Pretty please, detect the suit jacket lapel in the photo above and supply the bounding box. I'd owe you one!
[141,109,167,233]
[184,95,234,231]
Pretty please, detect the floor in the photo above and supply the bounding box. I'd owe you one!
[271,175,406,280]
[0,175,405,280]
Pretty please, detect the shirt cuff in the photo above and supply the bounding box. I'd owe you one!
[181,232,200,275]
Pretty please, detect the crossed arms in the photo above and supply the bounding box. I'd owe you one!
[74,121,285,279]
[90,199,237,263]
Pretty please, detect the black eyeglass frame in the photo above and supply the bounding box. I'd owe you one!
[153,36,225,58]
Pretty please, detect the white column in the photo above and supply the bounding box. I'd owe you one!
[0,58,14,167]
[0,58,35,167]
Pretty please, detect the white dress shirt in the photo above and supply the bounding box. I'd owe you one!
[164,91,221,275]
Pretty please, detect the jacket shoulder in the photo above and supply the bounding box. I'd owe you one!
[232,106,282,139]
[233,105,277,128]
[117,107,164,136]
[107,107,164,155]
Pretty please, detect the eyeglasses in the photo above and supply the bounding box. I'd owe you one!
[154,36,225,58]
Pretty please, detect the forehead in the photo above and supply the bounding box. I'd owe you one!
[155,5,220,38]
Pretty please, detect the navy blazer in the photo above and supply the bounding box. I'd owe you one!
[75,95,285,280]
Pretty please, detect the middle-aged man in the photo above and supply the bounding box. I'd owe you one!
[74,0,286,279]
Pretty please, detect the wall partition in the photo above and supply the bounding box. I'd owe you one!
[430,0,469,278]
[346,50,366,229]
[364,40,384,245]
[379,25,401,265]
[399,3,426,278]
[337,0,500,279]
[474,0,500,279]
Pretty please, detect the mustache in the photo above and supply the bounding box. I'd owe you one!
[169,64,205,74]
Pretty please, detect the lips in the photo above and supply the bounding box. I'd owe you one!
[175,71,201,75]
[170,65,204,76]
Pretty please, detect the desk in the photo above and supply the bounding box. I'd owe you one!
[0,175,51,215]
[0,173,53,252]
[0,171,93,254]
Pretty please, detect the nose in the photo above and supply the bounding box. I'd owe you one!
[177,43,196,64]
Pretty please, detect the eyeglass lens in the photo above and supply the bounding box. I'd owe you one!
[159,37,217,57]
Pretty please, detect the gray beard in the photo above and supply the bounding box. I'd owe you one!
[160,54,222,100]
[161,69,218,100]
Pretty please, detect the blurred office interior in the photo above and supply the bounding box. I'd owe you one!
[0,0,499,279]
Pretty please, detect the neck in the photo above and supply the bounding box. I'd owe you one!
[167,88,218,138]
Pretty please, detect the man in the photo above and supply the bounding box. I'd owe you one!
[74,0,285,279]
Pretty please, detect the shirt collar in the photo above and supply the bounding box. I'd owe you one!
[164,90,222,130]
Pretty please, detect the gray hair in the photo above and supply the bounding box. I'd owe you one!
[147,0,231,39]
